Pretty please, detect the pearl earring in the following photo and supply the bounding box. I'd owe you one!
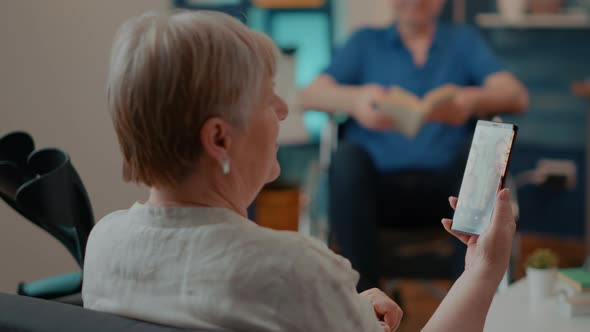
[222,159,230,175]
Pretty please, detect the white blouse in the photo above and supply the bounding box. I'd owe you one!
[82,203,382,332]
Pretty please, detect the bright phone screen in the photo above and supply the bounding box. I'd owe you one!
[452,121,516,235]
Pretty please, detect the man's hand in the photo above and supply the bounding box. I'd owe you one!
[352,84,395,131]
[442,189,516,281]
[427,87,482,126]
[360,288,403,332]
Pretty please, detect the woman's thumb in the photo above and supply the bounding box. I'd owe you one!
[488,189,515,232]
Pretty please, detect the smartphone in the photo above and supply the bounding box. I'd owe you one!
[451,120,518,235]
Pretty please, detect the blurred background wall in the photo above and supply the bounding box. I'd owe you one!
[0,0,168,293]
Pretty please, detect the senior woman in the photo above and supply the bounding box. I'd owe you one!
[82,11,516,332]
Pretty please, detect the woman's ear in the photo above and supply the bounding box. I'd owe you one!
[200,117,233,165]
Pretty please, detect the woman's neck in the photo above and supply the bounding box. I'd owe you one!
[147,176,248,218]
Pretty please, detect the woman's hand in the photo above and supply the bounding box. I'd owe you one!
[442,189,516,281]
[360,288,403,332]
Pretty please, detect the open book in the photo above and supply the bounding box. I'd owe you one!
[375,84,458,137]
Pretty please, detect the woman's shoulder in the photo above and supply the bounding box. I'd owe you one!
[89,209,129,233]
[297,237,358,282]
[251,228,358,283]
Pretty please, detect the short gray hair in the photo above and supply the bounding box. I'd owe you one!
[107,10,279,187]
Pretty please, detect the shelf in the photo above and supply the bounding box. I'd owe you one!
[476,12,590,29]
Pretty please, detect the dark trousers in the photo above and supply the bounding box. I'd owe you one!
[329,142,467,291]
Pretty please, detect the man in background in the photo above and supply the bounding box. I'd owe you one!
[298,0,528,291]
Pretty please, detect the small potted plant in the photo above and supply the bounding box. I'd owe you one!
[526,248,559,299]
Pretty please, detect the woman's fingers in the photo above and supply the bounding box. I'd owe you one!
[441,218,471,245]
[448,196,458,210]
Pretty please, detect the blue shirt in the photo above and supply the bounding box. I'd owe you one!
[324,23,503,172]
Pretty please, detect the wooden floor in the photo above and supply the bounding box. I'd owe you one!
[395,280,452,332]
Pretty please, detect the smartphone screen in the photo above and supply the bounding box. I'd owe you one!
[452,120,518,235]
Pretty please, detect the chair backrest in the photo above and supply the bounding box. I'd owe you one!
[0,293,195,332]
[0,131,94,266]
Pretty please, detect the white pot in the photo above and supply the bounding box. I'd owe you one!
[497,0,527,22]
[527,267,557,299]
